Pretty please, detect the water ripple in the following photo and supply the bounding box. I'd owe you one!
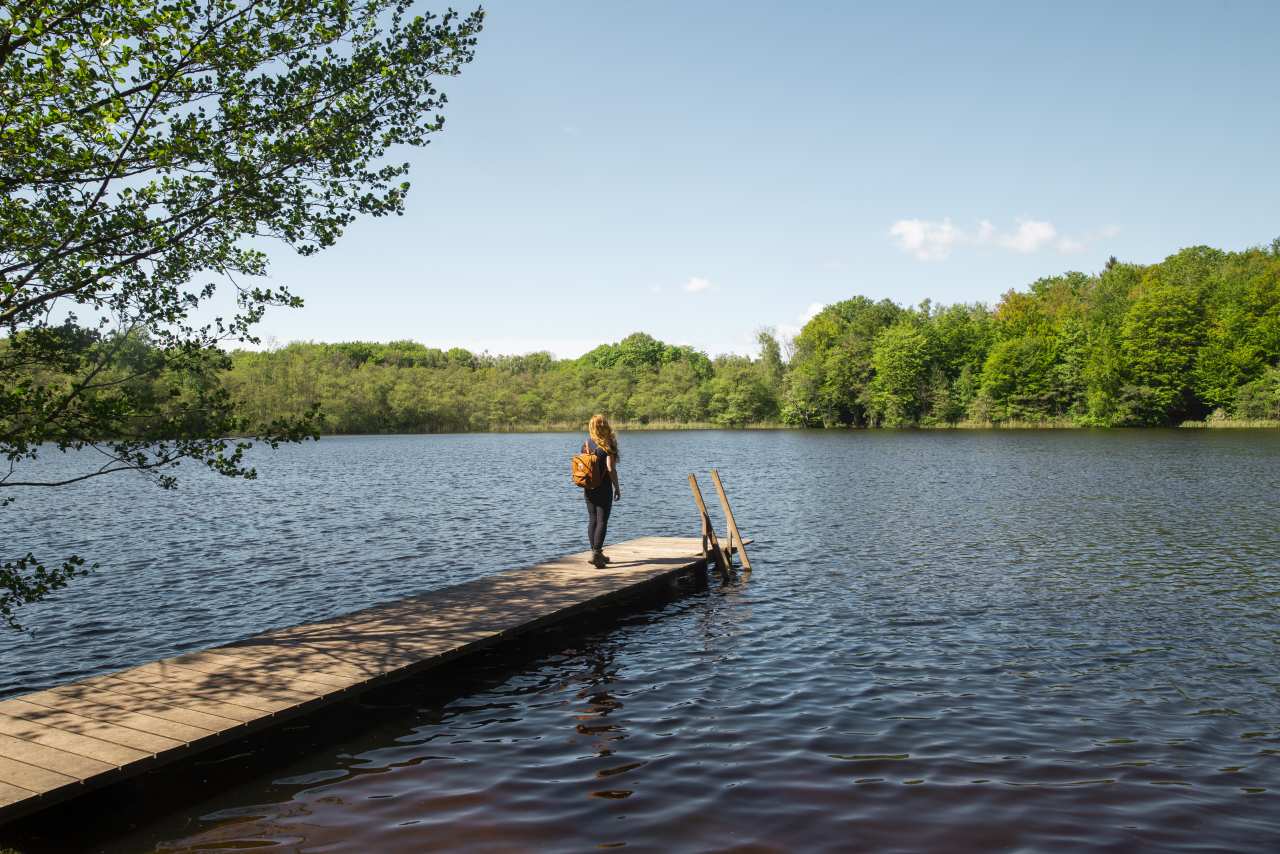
[2,430,1279,851]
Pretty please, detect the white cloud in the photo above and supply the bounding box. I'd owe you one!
[890,217,1118,261]
[684,276,713,293]
[997,219,1058,253]
[888,217,963,261]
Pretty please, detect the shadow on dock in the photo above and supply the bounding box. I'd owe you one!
[0,551,719,852]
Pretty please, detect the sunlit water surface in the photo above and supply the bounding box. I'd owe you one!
[3,430,1279,851]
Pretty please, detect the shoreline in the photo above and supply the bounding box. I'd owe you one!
[282,418,1280,439]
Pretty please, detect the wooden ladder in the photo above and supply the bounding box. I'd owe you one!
[688,469,752,572]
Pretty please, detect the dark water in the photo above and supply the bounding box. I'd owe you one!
[3,430,1280,851]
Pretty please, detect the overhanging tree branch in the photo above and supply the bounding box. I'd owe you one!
[1,0,484,629]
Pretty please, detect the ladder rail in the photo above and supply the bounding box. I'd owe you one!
[709,468,752,571]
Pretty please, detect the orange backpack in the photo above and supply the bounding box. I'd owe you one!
[572,446,604,490]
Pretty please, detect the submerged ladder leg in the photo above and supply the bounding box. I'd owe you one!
[710,469,751,572]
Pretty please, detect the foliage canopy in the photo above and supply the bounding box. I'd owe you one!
[783,243,1280,429]
[0,0,483,627]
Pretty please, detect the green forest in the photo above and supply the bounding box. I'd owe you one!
[9,242,1280,438]
[223,242,1280,431]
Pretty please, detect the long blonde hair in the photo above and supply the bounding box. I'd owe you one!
[588,414,619,461]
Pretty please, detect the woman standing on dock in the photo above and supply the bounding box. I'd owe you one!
[582,414,622,567]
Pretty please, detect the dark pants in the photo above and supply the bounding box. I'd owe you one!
[585,488,613,551]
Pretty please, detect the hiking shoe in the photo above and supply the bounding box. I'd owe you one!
[590,550,607,568]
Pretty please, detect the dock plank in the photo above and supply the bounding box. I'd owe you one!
[97,673,318,716]
[0,536,708,825]
[81,678,279,723]
[0,753,81,793]
[0,701,184,755]
[117,662,335,706]
[0,781,36,810]
[216,643,422,679]
[27,688,233,739]
[168,652,360,689]
[0,715,150,767]
[0,733,115,781]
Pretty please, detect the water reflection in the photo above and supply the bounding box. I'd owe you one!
[574,642,636,798]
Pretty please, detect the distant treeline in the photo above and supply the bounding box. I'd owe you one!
[225,242,1280,431]
[11,243,1276,437]
[226,335,783,432]
[786,243,1280,427]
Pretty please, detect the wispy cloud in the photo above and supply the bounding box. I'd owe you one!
[777,302,825,342]
[994,219,1058,253]
[889,218,1119,261]
[684,276,713,293]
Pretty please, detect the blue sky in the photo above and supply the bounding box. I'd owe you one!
[253,0,1280,357]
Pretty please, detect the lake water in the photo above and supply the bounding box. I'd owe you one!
[3,430,1279,851]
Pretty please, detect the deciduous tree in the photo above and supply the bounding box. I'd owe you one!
[0,0,483,627]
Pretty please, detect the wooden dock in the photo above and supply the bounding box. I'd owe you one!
[0,536,713,824]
